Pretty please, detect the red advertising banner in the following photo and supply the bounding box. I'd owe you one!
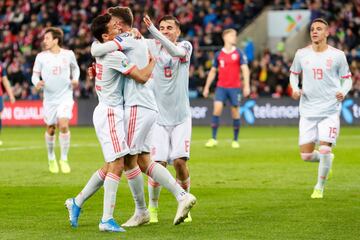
[2,100,78,126]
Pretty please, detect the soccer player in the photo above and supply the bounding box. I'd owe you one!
[143,14,193,223]
[65,13,155,232]
[289,18,352,199]
[202,28,250,148]
[31,27,80,174]
[91,7,196,226]
[0,63,16,145]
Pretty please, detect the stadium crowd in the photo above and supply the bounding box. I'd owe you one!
[0,0,359,101]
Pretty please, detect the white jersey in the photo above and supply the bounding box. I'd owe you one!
[290,45,351,117]
[147,39,192,126]
[32,49,80,104]
[92,32,157,111]
[94,51,135,107]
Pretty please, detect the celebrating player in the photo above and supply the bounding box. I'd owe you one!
[143,14,193,223]
[31,27,80,174]
[289,18,352,199]
[203,28,250,148]
[0,63,16,146]
[65,13,155,232]
[91,7,196,226]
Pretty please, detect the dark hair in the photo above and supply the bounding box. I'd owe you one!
[44,27,64,46]
[158,15,180,28]
[108,7,133,27]
[91,13,112,43]
[311,18,329,27]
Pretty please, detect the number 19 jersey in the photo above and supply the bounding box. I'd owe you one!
[290,45,351,118]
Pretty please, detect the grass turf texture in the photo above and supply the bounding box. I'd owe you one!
[0,126,359,240]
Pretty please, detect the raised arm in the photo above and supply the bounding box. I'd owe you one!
[144,15,186,57]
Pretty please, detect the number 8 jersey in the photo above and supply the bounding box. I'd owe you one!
[290,45,351,117]
[147,39,193,126]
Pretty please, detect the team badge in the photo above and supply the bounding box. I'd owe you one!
[121,59,129,68]
[231,53,238,60]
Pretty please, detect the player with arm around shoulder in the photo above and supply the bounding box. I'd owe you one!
[289,18,353,199]
[64,13,155,233]
[90,7,196,227]
[202,28,250,149]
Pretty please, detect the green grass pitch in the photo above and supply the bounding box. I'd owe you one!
[0,126,359,240]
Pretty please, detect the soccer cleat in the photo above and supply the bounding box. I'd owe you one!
[205,138,218,148]
[0,140,3,146]
[99,219,126,232]
[59,160,71,174]
[231,141,240,149]
[184,212,192,223]
[48,160,59,173]
[122,210,150,227]
[174,193,196,225]
[149,206,158,223]
[311,188,324,199]
[65,198,81,227]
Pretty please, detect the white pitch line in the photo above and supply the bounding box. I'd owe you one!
[0,143,99,152]
[1,135,359,152]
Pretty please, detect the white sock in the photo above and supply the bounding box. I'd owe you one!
[315,146,333,190]
[125,166,147,214]
[75,169,105,207]
[177,177,191,193]
[148,177,162,208]
[102,173,120,222]
[146,162,187,202]
[59,131,70,161]
[45,132,55,160]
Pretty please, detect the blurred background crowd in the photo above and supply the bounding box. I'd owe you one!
[0,0,359,101]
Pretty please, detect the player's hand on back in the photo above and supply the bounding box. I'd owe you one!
[35,80,45,90]
[143,14,153,28]
[88,62,96,79]
[131,28,142,39]
[291,90,302,100]
[335,91,345,101]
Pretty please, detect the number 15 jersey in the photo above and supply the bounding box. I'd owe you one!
[290,45,351,118]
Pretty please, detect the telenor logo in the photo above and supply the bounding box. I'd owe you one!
[341,99,354,124]
[240,100,256,124]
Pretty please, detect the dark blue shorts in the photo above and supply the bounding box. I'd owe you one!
[214,87,241,107]
[0,96,3,112]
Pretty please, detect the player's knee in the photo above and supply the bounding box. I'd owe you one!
[319,145,332,154]
[58,124,69,133]
[300,152,313,161]
[173,158,187,170]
